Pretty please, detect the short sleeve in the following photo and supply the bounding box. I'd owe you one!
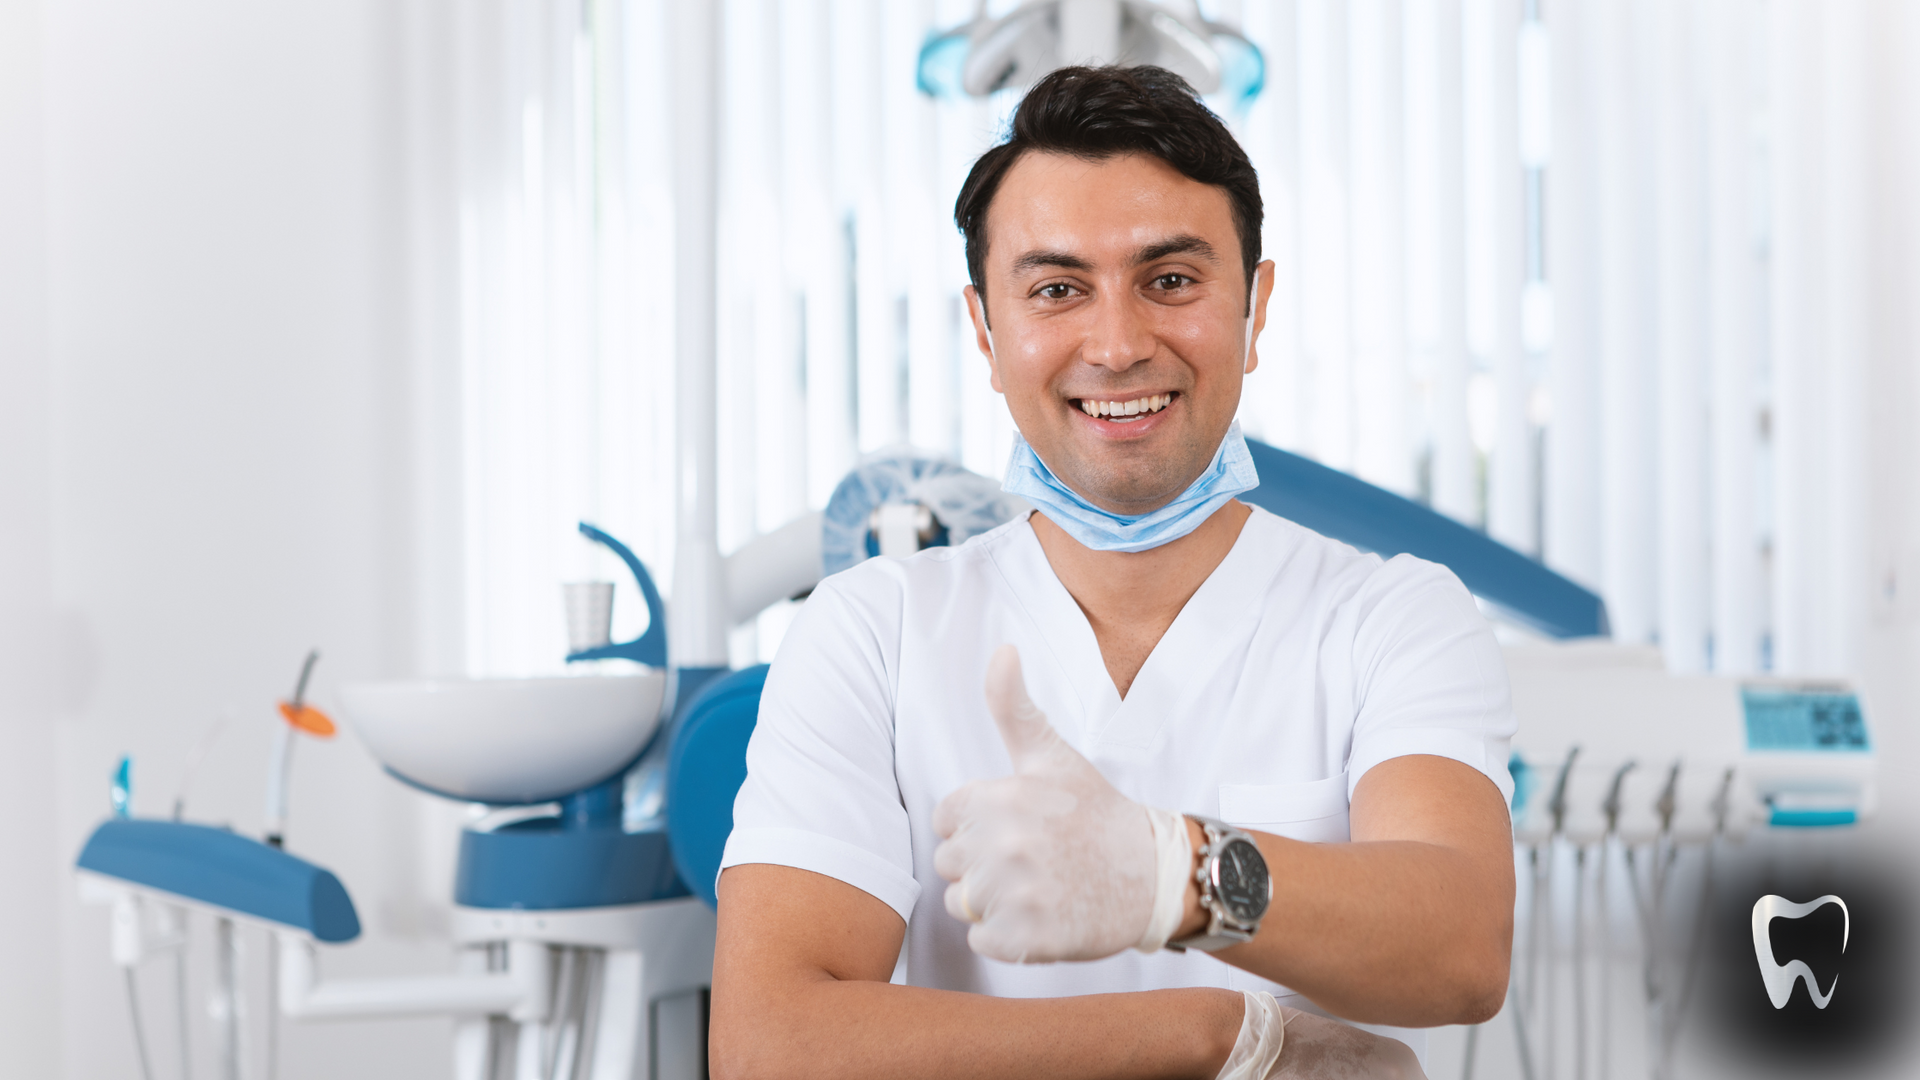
[720,574,923,923]
[1341,555,1517,810]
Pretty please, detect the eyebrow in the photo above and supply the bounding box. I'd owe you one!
[1134,235,1221,266]
[1007,235,1223,277]
[1009,248,1094,275]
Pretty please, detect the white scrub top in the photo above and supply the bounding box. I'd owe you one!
[722,505,1516,1055]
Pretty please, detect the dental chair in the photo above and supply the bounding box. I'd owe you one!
[656,438,1617,907]
[73,438,1618,1080]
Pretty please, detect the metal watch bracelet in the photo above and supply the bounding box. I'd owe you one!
[1166,815,1269,953]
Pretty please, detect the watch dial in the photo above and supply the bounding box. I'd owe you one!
[1215,839,1271,924]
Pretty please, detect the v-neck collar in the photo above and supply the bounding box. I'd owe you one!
[986,514,1122,739]
[986,509,1293,750]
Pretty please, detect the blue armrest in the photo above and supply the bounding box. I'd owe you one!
[76,819,361,943]
[1242,438,1609,640]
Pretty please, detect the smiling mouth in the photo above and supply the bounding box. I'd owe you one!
[1074,392,1175,423]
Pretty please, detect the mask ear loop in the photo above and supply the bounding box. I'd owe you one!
[977,289,997,365]
[1242,283,1258,368]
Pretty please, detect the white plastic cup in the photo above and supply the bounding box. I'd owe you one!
[563,582,615,654]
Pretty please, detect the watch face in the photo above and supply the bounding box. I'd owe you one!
[1214,838,1271,924]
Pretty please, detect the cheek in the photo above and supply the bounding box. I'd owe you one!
[1154,314,1227,356]
[999,335,1070,393]
[1159,317,1247,388]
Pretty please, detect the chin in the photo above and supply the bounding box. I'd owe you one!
[1064,437,1211,504]
[1065,462,1190,513]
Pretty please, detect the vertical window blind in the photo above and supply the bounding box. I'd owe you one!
[449,0,1897,682]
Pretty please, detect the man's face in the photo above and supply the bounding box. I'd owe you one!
[967,150,1274,516]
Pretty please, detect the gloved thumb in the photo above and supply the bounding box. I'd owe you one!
[985,645,1065,773]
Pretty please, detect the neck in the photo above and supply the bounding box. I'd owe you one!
[1030,500,1252,699]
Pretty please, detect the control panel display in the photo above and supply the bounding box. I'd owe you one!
[1742,686,1870,752]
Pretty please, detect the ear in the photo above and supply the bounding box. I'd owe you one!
[965,285,1006,394]
[1245,259,1277,376]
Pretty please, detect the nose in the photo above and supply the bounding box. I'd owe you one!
[1078,292,1156,374]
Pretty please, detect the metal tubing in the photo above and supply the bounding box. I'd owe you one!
[1571,844,1587,1080]
[276,934,550,1021]
[214,917,240,1080]
[668,0,727,667]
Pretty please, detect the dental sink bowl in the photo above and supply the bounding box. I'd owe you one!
[336,673,667,805]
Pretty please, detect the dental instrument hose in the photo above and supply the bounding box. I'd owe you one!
[264,648,324,1080]
[175,948,193,1080]
[1596,760,1635,1080]
[126,968,159,1080]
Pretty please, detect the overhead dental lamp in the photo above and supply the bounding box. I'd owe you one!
[918,0,1265,103]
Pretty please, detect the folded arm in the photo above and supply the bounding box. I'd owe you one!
[1185,754,1515,1026]
[709,864,1243,1080]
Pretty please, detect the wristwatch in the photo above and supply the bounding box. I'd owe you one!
[1167,816,1271,952]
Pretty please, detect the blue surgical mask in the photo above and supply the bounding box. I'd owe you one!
[1002,421,1260,553]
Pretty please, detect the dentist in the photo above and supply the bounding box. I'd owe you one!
[711,66,1515,1080]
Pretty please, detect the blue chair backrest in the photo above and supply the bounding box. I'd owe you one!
[666,665,770,908]
[1239,438,1608,639]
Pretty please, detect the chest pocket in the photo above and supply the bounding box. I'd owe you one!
[1218,772,1350,843]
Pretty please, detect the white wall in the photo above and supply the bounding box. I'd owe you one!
[0,0,67,1074]
[2,0,463,1075]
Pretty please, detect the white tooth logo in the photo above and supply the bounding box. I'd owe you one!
[1751,894,1849,1009]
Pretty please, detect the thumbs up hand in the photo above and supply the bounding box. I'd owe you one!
[932,645,1192,963]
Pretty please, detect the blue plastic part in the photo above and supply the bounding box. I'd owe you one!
[111,756,131,818]
[455,821,688,909]
[1769,808,1858,828]
[563,775,625,830]
[915,28,969,98]
[1240,438,1610,640]
[1508,752,1534,815]
[672,666,731,723]
[76,819,361,942]
[666,665,770,909]
[567,523,668,668]
[1213,30,1266,105]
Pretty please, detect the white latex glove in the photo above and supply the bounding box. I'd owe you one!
[1217,992,1290,1080]
[932,645,1192,962]
[1223,995,1426,1080]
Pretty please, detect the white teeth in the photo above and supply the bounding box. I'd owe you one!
[1079,394,1173,418]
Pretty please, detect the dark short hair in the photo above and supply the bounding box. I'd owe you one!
[954,65,1263,318]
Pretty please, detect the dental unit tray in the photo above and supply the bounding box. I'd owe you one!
[75,818,360,942]
[1505,643,1880,842]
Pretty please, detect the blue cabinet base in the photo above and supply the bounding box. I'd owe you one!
[455,822,689,910]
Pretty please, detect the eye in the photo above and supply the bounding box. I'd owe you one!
[1037,282,1076,300]
[1150,273,1194,291]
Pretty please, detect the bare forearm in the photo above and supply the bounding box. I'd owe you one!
[1173,759,1515,1026]
[1223,836,1511,1025]
[712,865,1241,1080]
[712,980,1240,1080]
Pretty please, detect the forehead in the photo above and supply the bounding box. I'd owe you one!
[983,150,1239,272]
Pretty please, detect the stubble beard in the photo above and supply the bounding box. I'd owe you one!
[1048,425,1218,516]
